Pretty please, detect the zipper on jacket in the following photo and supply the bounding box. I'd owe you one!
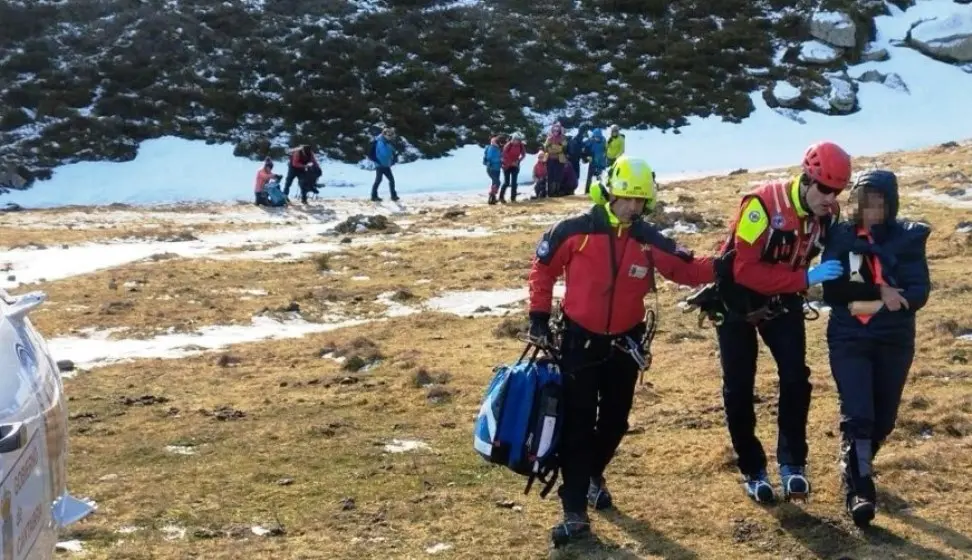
[605,227,629,334]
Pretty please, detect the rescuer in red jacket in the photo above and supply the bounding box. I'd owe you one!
[528,156,717,547]
[706,141,850,506]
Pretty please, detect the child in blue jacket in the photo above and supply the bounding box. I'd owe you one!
[821,169,931,528]
[484,136,503,204]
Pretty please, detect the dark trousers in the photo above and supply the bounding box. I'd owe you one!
[828,327,913,498]
[371,166,397,199]
[717,307,811,476]
[254,192,269,206]
[557,325,642,513]
[487,168,501,187]
[501,166,519,201]
[546,160,564,196]
[585,163,604,193]
[284,165,302,195]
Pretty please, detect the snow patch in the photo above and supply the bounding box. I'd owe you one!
[48,316,369,371]
[384,439,431,453]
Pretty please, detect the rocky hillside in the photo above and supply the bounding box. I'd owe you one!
[1,0,971,190]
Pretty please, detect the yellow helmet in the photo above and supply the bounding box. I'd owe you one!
[589,156,657,211]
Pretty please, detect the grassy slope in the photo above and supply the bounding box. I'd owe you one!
[9,141,972,559]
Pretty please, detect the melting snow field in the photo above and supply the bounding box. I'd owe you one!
[3,2,972,207]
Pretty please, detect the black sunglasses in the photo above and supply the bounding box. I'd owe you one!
[816,183,842,196]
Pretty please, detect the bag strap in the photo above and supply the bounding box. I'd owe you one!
[523,463,560,498]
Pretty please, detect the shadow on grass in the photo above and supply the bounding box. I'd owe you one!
[774,503,956,560]
[878,489,972,555]
[600,507,699,559]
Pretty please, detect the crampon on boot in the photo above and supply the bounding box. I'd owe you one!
[587,477,613,510]
[550,511,591,547]
[744,470,776,504]
[780,465,811,502]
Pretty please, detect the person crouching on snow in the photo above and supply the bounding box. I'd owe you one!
[254,158,282,206]
[820,169,931,528]
[484,135,503,205]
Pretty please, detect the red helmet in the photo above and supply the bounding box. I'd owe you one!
[802,141,851,190]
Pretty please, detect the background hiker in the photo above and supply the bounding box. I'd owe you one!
[370,127,399,202]
[532,151,548,198]
[484,135,503,205]
[821,169,931,528]
[583,128,608,194]
[527,156,716,547]
[285,145,319,198]
[253,158,282,206]
[501,132,526,202]
[544,123,568,197]
[566,126,587,184]
[712,141,850,505]
[605,125,625,167]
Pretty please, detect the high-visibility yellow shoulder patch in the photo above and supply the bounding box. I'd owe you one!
[735,197,768,245]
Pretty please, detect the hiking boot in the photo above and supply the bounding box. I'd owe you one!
[780,465,811,502]
[847,493,875,528]
[371,196,382,202]
[487,193,497,205]
[587,476,613,510]
[744,470,776,504]
[550,511,591,547]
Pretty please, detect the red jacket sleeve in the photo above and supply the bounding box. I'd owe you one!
[651,248,715,287]
[528,232,575,314]
[290,151,304,168]
[731,199,808,295]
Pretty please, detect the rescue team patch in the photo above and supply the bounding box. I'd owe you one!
[771,213,785,229]
[748,210,761,223]
[536,240,550,258]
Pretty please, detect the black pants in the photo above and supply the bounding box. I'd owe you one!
[717,306,811,476]
[501,166,519,201]
[546,160,564,196]
[585,163,604,193]
[371,166,397,199]
[557,324,642,513]
[284,165,302,195]
[254,192,269,206]
[828,327,914,498]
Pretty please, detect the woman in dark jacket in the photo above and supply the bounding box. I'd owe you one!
[821,169,931,528]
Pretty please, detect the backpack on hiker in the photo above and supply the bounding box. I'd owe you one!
[367,138,378,163]
[473,342,564,498]
[265,179,287,206]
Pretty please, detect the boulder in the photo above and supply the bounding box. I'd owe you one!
[861,44,890,62]
[772,80,802,107]
[799,40,842,64]
[810,11,857,48]
[908,12,972,62]
[827,77,857,113]
[857,69,885,83]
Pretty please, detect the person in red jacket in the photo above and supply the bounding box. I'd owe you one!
[500,132,526,202]
[528,156,716,547]
[698,141,850,505]
[284,145,320,198]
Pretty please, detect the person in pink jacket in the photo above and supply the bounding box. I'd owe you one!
[500,132,527,202]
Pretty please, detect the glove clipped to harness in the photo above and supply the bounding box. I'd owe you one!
[528,311,553,347]
[806,260,843,286]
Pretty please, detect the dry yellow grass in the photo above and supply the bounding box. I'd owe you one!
[8,140,972,559]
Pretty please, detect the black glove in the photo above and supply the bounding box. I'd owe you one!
[528,311,552,346]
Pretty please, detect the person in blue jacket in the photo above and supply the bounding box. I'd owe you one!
[583,128,608,194]
[484,135,503,205]
[565,126,588,191]
[821,169,931,528]
[370,127,399,202]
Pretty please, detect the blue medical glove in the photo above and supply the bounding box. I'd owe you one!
[806,260,843,286]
